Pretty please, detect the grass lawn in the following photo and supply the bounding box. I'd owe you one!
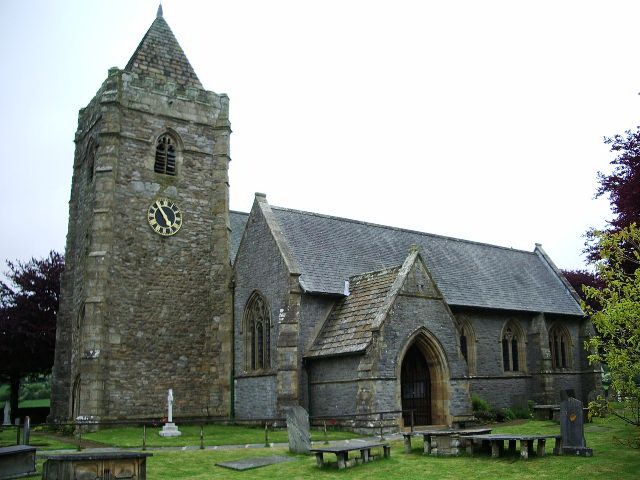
[18,399,50,408]
[81,424,360,448]
[0,427,76,450]
[16,415,640,480]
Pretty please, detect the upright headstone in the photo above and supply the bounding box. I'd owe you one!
[2,401,10,426]
[560,389,576,402]
[560,397,593,456]
[159,389,182,437]
[284,406,311,454]
[22,416,31,445]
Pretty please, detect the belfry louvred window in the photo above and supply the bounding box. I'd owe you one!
[154,134,177,175]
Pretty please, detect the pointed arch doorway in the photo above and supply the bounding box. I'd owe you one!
[401,344,432,425]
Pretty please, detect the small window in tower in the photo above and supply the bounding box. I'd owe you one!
[155,134,177,175]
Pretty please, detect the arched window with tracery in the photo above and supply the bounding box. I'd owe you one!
[549,324,572,369]
[71,375,81,419]
[501,320,526,373]
[458,317,477,375]
[154,133,177,175]
[243,292,271,371]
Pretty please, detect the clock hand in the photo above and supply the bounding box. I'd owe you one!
[155,201,173,226]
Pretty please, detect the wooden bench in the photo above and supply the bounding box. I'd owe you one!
[402,427,492,455]
[465,433,563,459]
[310,440,390,469]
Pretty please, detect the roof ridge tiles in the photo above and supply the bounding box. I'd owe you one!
[269,205,535,255]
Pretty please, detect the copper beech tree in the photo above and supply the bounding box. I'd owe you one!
[563,126,640,305]
[0,251,63,421]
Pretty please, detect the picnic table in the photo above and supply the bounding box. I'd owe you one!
[465,433,563,459]
[402,427,492,455]
[310,439,391,469]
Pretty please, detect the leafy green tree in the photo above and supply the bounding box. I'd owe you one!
[0,251,63,421]
[584,225,640,428]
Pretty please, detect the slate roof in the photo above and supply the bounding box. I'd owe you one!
[229,211,249,263]
[269,207,583,316]
[125,12,203,89]
[306,267,401,358]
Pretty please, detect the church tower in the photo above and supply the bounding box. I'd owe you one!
[50,7,233,421]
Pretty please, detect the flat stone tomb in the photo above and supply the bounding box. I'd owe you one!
[41,451,153,480]
[465,434,562,459]
[403,427,492,455]
[0,445,37,480]
[310,440,391,469]
[216,455,298,471]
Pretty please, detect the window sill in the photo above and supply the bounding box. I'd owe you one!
[235,370,276,379]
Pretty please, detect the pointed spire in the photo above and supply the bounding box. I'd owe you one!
[125,11,202,89]
[157,3,163,18]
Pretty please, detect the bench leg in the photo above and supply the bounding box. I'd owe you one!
[337,452,347,469]
[508,439,517,454]
[383,445,391,458]
[491,440,503,458]
[361,448,370,462]
[554,437,563,455]
[537,439,546,457]
[465,438,474,455]
[520,440,530,459]
[404,435,412,453]
[315,452,324,467]
[423,435,432,455]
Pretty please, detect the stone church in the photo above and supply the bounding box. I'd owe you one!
[50,8,600,427]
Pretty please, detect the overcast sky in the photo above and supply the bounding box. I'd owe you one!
[1,0,638,273]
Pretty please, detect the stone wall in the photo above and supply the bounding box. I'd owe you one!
[232,197,293,418]
[452,308,597,408]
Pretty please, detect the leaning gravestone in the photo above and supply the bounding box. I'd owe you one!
[560,397,593,456]
[284,406,311,454]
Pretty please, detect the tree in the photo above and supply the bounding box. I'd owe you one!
[0,251,64,421]
[583,225,640,430]
[562,269,604,311]
[585,127,640,265]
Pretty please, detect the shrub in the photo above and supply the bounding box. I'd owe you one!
[472,394,491,412]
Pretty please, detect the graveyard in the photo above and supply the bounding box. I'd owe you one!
[1,411,639,479]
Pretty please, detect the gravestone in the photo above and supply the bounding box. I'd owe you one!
[159,389,182,437]
[22,417,30,446]
[559,388,576,402]
[2,401,9,426]
[285,406,311,454]
[560,397,593,456]
[217,456,298,471]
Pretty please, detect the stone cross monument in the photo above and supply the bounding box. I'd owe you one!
[159,389,182,437]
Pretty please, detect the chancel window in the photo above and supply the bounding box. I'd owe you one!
[243,292,271,371]
[502,321,525,372]
[154,134,177,175]
[549,324,572,369]
[458,318,477,375]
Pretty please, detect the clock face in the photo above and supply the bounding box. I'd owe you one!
[147,198,183,236]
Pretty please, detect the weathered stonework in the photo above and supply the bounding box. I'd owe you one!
[50,13,232,421]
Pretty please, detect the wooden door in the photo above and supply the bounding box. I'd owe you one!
[401,344,432,426]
